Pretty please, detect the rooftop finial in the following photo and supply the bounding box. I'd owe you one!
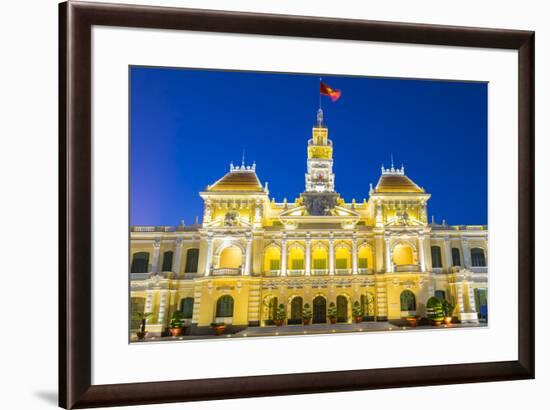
[390,153,395,171]
[316,108,324,127]
[241,149,245,167]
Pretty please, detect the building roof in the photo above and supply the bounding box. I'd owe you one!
[207,163,264,192]
[374,166,424,193]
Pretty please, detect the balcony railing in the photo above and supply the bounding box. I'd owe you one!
[287,269,304,276]
[211,268,242,276]
[312,269,328,276]
[263,270,281,277]
[130,272,150,281]
[357,268,371,275]
[470,266,488,273]
[335,269,351,275]
[394,264,421,272]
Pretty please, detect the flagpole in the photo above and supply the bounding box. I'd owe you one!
[319,77,322,111]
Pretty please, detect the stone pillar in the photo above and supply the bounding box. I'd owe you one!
[157,290,168,325]
[151,239,161,273]
[461,238,471,269]
[385,237,393,273]
[173,237,184,275]
[418,235,426,272]
[375,235,384,273]
[280,235,287,276]
[145,290,154,318]
[244,234,252,275]
[351,235,358,274]
[204,236,213,276]
[305,234,311,276]
[328,234,335,275]
[465,280,478,314]
[456,281,465,314]
[444,237,452,273]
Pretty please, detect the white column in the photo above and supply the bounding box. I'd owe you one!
[456,281,465,313]
[145,290,154,315]
[244,234,252,275]
[351,236,358,274]
[385,237,393,273]
[328,234,335,275]
[418,235,426,272]
[305,234,311,276]
[151,239,161,273]
[172,237,184,275]
[204,236,213,276]
[465,280,477,313]
[444,237,452,272]
[280,235,287,276]
[461,238,471,269]
[157,290,168,324]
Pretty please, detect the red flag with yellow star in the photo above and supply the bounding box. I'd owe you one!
[320,81,341,102]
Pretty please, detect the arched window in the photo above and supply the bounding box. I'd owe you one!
[218,246,242,269]
[184,248,199,273]
[312,296,326,324]
[161,251,173,272]
[131,252,149,273]
[336,295,348,323]
[400,290,416,312]
[215,295,234,318]
[393,243,414,266]
[130,297,145,329]
[312,246,328,270]
[431,246,442,268]
[288,246,305,270]
[358,245,373,270]
[179,297,194,319]
[471,248,486,267]
[335,246,351,270]
[289,297,303,324]
[452,247,461,266]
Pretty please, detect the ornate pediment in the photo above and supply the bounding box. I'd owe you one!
[385,211,425,227]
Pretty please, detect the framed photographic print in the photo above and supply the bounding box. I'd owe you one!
[59,1,535,408]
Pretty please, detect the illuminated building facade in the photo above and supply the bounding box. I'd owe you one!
[130,109,488,337]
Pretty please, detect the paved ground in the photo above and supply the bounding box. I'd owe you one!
[132,321,487,343]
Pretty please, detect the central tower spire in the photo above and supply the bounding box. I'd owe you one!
[305,108,335,193]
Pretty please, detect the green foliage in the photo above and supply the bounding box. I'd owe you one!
[441,300,455,317]
[352,301,363,317]
[328,302,337,318]
[426,296,444,321]
[170,311,185,329]
[210,322,226,327]
[276,303,286,321]
[133,312,152,333]
[302,303,312,320]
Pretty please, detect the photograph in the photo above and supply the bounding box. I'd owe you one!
[129,67,489,342]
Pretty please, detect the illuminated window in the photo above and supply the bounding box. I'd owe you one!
[358,258,369,269]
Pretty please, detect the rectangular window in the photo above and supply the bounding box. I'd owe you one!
[313,259,327,269]
[434,290,446,300]
[291,259,304,270]
[431,246,442,268]
[452,247,461,266]
[184,249,199,273]
[269,259,280,270]
[335,258,348,269]
[358,258,368,269]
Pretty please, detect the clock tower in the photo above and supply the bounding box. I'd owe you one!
[305,108,335,193]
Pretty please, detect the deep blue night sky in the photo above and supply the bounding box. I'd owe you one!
[130,66,487,226]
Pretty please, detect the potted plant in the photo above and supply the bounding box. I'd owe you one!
[274,303,286,326]
[426,296,444,326]
[210,322,226,336]
[134,312,152,340]
[302,303,312,325]
[405,315,418,327]
[442,300,455,325]
[328,302,337,324]
[352,301,363,323]
[169,311,186,337]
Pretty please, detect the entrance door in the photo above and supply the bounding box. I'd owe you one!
[312,296,326,324]
[336,295,348,323]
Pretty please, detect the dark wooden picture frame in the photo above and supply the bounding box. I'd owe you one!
[59,1,535,408]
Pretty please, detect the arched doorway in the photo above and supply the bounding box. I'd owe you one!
[289,296,303,325]
[336,295,348,323]
[215,295,234,321]
[264,296,278,325]
[312,296,326,324]
[400,290,416,314]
